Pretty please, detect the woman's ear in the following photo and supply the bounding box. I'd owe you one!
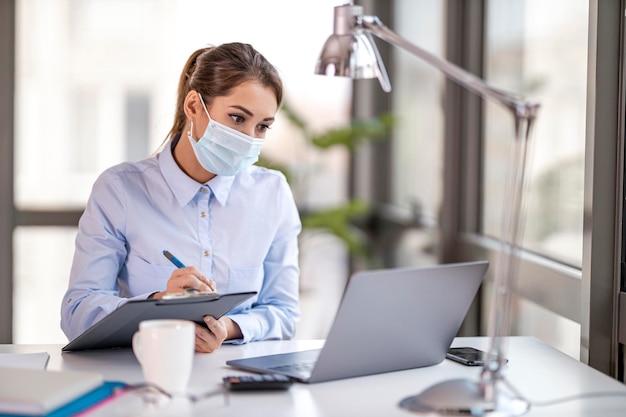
[183,90,201,119]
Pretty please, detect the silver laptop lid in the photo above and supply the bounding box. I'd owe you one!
[308,260,488,382]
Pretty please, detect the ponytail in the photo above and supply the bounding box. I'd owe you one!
[162,47,213,148]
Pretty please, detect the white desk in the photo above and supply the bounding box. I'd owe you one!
[2,337,626,416]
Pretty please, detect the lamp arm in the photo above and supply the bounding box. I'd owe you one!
[360,13,539,396]
[360,16,537,120]
[342,8,542,414]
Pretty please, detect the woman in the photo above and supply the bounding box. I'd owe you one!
[61,43,302,353]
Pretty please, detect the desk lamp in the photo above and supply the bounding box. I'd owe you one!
[314,4,539,416]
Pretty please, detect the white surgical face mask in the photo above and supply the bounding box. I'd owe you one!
[187,94,264,176]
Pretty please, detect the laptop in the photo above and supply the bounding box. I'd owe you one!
[226,260,488,383]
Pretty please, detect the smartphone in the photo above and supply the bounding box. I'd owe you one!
[446,347,506,366]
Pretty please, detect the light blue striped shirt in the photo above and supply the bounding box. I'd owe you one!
[61,137,302,343]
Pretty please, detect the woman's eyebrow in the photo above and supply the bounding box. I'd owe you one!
[230,105,275,122]
[230,105,253,117]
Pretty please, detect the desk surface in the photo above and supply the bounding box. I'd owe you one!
[2,337,626,416]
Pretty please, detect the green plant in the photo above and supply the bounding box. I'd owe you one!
[259,101,394,266]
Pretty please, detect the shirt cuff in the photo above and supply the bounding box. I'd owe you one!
[226,313,263,344]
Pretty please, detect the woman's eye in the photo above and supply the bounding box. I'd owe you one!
[258,124,271,133]
[229,114,245,124]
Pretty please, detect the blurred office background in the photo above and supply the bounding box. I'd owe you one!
[1,0,624,382]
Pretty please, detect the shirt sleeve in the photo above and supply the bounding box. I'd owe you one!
[226,177,302,343]
[60,171,138,341]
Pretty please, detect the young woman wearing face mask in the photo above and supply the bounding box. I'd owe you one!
[60,43,302,353]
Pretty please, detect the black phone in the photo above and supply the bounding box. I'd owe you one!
[446,347,507,366]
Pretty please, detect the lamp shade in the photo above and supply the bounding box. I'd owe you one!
[314,4,391,92]
[314,31,391,92]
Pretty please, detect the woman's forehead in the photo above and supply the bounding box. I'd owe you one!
[214,81,278,116]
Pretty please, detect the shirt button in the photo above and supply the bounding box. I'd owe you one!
[204,250,210,257]
[200,187,207,193]
[200,211,206,217]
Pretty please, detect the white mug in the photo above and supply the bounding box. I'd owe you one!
[132,319,195,394]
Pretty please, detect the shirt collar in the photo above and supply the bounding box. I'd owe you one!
[206,175,234,206]
[159,134,235,206]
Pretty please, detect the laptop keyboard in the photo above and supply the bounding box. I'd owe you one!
[269,359,317,377]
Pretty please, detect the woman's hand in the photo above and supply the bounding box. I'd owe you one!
[149,266,216,299]
[165,266,216,293]
[194,316,243,353]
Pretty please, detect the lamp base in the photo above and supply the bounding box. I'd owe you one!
[398,378,530,416]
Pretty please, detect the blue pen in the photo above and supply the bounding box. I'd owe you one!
[162,250,186,268]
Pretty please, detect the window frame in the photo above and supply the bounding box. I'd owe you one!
[0,0,15,343]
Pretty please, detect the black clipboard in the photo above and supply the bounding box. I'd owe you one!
[61,292,256,352]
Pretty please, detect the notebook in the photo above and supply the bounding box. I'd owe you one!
[0,352,49,370]
[227,260,488,383]
[0,367,103,416]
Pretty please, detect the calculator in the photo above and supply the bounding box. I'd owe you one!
[223,374,293,391]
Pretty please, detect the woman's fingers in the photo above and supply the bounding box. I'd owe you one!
[204,278,217,292]
[194,317,227,353]
[166,266,216,293]
[205,316,227,339]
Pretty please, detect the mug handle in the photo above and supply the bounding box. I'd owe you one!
[132,331,143,365]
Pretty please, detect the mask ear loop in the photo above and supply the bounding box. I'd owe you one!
[188,120,195,141]
[196,92,213,121]
[186,90,208,142]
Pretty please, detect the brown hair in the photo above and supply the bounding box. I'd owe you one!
[163,42,283,146]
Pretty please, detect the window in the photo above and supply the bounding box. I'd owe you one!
[381,0,588,359]
[483,0,588,268]
[479,0,589,358]
[391,0,445,267]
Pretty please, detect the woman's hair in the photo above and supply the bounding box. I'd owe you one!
[164,42,283,144]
